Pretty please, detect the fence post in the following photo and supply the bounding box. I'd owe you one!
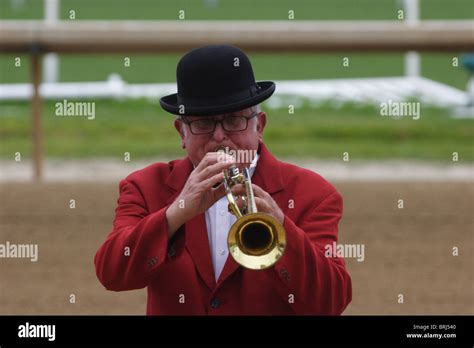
[43,0,59,83]
[31,52,43,181]
[404,0,420,77]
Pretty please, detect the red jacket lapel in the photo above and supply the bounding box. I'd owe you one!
[251,141,285,195]
[185,213,216,290]
[164,156,216,290]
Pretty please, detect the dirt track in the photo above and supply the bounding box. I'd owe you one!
[0,181,472,315]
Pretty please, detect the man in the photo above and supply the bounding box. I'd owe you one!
[95,45,351,315]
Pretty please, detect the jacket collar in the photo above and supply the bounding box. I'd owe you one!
[165,156,194,194]
[250,141,284,195]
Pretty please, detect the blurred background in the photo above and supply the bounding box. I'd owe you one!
[0,0,473,315]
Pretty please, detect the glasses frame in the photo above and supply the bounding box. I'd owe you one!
[181,112,259,135]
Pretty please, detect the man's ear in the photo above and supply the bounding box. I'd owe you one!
[256,112,267,140]
[174,119,186,148]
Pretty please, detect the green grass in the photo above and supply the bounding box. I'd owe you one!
[1,100,472,161]
[0,53,470,90]
[1,0,473,20]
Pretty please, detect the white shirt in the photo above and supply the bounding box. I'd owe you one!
[205,153,259,281]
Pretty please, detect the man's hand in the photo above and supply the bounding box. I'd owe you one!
[166,152,235,238]
[231,183,285,225]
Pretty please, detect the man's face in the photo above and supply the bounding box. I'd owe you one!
[174,107,267,168]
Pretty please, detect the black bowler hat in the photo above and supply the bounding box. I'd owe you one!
[160,45,275,116]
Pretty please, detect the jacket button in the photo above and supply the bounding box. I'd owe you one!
[167,246,175,258]
[147,256,158,268]
[210,298,221,309]
[279,267,290,281]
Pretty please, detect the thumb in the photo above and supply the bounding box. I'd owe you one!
[212,183,227,202]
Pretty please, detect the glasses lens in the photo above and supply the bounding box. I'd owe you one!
[190,119,214,134]
[223,116,247,131]
[187,114,255,134]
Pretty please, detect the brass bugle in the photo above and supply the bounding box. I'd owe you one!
[216,146,286,270]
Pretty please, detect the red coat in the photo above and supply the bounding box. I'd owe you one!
[94,143,351,315]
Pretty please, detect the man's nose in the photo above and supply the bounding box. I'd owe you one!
[211,121,227,141]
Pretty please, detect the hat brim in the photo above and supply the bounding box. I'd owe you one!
[159,81,275,116]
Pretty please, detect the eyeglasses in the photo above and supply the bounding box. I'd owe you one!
[181,112,258,135]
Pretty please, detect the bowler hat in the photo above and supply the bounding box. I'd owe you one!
[160,45,275,116]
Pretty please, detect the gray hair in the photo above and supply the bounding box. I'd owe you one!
[177,104,261,123]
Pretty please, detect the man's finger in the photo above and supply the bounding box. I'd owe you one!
[195,152,235,173]
[193,152,220,173]
[202,171,225,190]
[230,183,245,196]
[231,183,268,199]
[196,158,235,181]
[251,184,270,199]
[211,182,227,202]
[253,196,269,212]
